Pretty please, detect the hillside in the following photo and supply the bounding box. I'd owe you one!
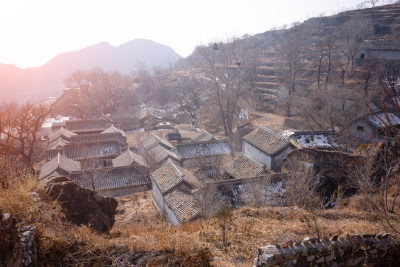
[0,39,182,103]
[177,3,400,113]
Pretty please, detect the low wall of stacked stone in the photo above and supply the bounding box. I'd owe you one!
[0,213,37,267]
[19,225,37,266]
[255,234,399,267]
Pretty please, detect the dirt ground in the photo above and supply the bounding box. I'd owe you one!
[111,191,399,267]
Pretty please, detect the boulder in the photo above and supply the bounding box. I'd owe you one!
[38,176,118,233]
[0,213,22,267]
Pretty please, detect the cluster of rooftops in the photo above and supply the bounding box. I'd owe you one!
[41,116,389,225]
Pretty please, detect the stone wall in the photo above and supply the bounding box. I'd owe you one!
[0,213,37,267]
[282,148,361,197]
[255,234,399,267]
[98,184,150,197]
[19,225,37,266]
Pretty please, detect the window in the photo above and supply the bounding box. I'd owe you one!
[360,53,365,59]
[357,126,364,132]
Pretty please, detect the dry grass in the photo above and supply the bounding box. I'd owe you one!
[0,177,212,266]
[113,191,400,267]
[3,175,398,266]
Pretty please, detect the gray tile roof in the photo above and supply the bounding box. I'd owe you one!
[163,189,200,224]
[147,144,180,164]
[175,141,231,159]
[136,108,151,121]
[190,129,215,142]
[48,127,77,143]
[68,132,125,144]
[65,119,108,133]
[63,141,121,160]
[151,159,201,194]
[101,125,126,137]
[225,153,265,179]
[112,150,149,168]
[141,132,174,151]
[243,126,290,156]
[76,166,150,191]
[39,153,81,179]
[48,137,69,150]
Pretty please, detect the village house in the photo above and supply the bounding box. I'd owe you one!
[39,153,81,179]
[224,153,267,180]
[48,127,77,143]
[138,132,180,169]
[174,141,232,169]
[357,47,400,60]
[47,125,127,149]
[150,159,202,226]
[45,125,128,163]
[65,119,109,134]
[136,108,152,124]
[289,130,338,149]
[190,129,215,142]
[45,140,121,165]
[242,126,294,171]
[75,166,150,197]
[41,116,70,139]
[39,151,151,197]
[112,115,140,132]
[350,112,400,144]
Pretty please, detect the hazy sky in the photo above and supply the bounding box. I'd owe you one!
[0,0,392,68]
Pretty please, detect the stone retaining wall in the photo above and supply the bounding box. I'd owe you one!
[0,213,37,267]
[255,234,399,267]
[19,225,37,266]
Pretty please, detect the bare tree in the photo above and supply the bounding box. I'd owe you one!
[299,86,366,141]
[79,158,112,191]
[176,75,203,127]
[284,156,322,209]
[369,0,379,7]
[349,144,400,234]
[337,20,369,79]
[195,38,259,146]
[194,182,219,218]
[315,38,325,89]
[325,31,334,89]
[273,23,308,116]
[239,176,282,207]
[0,102,52,174]
[359,74,400,234]
[216,202,233,251]
[65,69,133,118]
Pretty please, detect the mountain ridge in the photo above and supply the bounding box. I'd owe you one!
[0,39,182,103]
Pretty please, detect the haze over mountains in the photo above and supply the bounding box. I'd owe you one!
[0,39,182,103]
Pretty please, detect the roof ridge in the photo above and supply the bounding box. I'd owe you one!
[258,125,287,140]
[240,153,264,169]
[169,159,183,178]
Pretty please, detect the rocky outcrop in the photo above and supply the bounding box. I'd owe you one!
[39,176,118,233]
[0,213,22,267]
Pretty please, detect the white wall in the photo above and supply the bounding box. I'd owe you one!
[151,180,180,226]
[243,141,271,169]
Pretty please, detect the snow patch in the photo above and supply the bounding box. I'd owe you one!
[368,112,400,127]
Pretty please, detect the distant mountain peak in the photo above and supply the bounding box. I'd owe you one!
[0,38,182,103]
